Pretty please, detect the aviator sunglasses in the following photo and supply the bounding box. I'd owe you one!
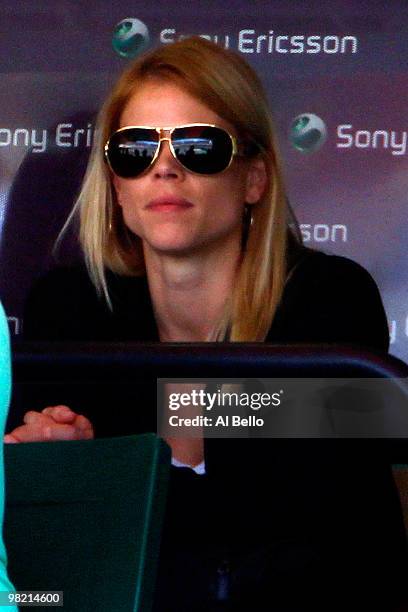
[104,123,252,178]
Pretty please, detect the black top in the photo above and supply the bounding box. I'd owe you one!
[21,250,407,612]
[23,248,390,351]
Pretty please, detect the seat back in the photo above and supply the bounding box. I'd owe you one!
[4,434,170,612]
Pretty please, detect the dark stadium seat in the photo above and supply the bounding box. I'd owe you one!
[3,434,170,612]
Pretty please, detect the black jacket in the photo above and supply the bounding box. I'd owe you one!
[23,249,390,351]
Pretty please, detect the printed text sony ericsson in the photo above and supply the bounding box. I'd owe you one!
[337,125,407,156]
[3,124,407,157]
[0,124,94,154]
[161,30,358,55]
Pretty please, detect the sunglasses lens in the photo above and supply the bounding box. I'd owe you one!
[172,126,233,174]
[107,128,159,178]
[106,126,235,177]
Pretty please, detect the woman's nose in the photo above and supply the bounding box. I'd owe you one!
[152,139,183,179]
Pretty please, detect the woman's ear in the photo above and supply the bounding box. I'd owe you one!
[245,157,267,204]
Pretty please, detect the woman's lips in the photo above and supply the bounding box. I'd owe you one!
[145,197,194,212]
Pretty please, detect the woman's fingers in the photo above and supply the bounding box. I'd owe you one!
[41,407,94,437]
[23,411,51,426]
[42,424,79,441]
[5,423,83,443]
[73,414,94,439]
[41,405,77,422]
[5,409,95,443]
[3,434,19,444]
[5,421,75,443]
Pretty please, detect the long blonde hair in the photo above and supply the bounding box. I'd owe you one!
[68,36,301,341]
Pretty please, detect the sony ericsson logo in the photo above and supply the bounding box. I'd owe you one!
[112,18,150,58]
[289,114,327,153]
[289,114,407,157]
[111,19,358,58]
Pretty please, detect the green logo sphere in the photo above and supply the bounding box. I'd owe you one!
[112,18,149,58]
[289,113,327,153]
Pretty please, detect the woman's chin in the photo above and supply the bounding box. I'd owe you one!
[143,237,200,257]
[141,228,242,260]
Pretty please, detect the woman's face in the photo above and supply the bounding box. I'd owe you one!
[112,79,266,259]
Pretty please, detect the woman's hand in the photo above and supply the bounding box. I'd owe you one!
[4,405,94,443]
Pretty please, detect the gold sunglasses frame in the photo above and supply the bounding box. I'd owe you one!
[104,123,242,177]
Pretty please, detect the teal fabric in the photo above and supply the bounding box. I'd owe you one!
[0,303,17,611]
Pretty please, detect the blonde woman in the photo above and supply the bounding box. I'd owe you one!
[6,38,407,611]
